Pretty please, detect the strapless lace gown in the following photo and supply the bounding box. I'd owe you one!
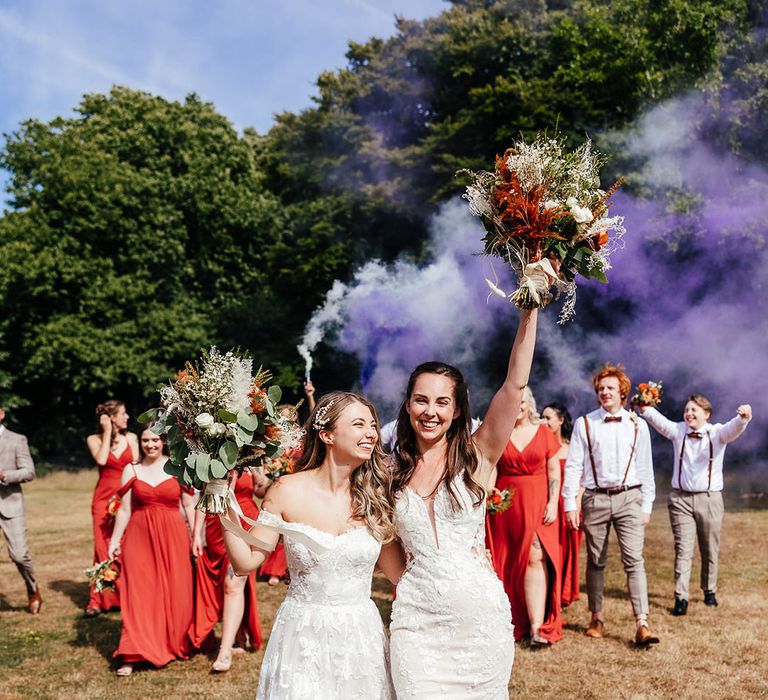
[255,510,394,700]
[390,474,514,698]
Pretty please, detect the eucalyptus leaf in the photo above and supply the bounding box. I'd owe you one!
[219,441,239,469]
[267,385,282,403]
[195,453,211,483]
[218,409,237,424]
[237,411,260,431]
[138,408,159,425]
[210,458,228,479]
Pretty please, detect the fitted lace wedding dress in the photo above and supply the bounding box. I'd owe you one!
[255,510,394,700]
[390,473,514,698]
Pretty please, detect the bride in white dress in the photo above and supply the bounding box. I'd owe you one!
[222,391,405,699]
[390,308,538,698]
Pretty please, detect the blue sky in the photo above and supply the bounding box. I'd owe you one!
[0,0,446,139]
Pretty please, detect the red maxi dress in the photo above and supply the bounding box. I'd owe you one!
[558,457,582,606]
[89,443,133,611]
[188,472,263,651]
[114,475,194,667]
[487,425,563,642]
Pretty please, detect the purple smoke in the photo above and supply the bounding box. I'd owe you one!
[305,94,766,465]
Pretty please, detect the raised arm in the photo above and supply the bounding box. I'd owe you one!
[87,417,112,466]
[718,404,752,444]
[473,309,538,469]
[637,406,678,441]
[222,480,282,576]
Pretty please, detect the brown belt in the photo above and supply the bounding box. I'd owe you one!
[589,484,642,495]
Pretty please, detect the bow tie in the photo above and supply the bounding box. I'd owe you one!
[687,431,703,439]
[604,416,622,423]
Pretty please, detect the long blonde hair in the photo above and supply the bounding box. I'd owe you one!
[522,386,541,424]
[293,391,395,543]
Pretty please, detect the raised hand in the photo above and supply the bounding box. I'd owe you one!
[737,404,752,421]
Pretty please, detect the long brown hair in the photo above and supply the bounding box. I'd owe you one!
[392,362,485,510]
[293,391,396,543]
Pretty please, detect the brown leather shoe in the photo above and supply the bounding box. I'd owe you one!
[635,625,660,646]
[28,591,43,615]
[585,619,604,638]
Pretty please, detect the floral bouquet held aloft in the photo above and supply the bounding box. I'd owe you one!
[84,559,120,593]
[461,133,626,323]
[632,380,664,408]
[141,347,303,516]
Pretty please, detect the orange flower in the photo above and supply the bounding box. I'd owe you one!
[102,568,118,582]
[249,388,267,415]
[265,424,281,440]
[491,492,502,506]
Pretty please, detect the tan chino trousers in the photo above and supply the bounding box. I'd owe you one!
[667,489,724,599]
[582,488,649,616]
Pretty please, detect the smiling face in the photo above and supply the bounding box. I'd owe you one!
[405,372,460,445]
[597,376,624,414]
[542,406,563,435]
[684,400,710,430]
[140,428,164,459]
[322,401,378,464]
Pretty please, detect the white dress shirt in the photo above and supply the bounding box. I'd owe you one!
[641,407,750,492]
[563,407,655,514]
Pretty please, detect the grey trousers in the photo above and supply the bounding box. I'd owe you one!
[582,488,649,617]
[667,489,724,599]
[0,511,37,595]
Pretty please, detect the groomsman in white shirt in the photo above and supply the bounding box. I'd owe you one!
[563,363,659,646]
[637,394,752,615]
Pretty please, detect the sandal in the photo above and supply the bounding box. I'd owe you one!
[211,652,232,673]
[530,634,551,649]
[268,576,280,586]
[116,664,133,676]
[84,607,102,618]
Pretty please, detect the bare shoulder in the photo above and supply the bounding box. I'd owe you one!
[261,472,310,511]
[86,433,103,447]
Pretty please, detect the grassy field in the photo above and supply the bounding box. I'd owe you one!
[1,470,767,699]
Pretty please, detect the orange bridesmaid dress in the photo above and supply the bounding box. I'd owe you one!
[89,443,133,611]
[114,474,194,667]
[487,425,563,642]
[188,472,263,651]
[559,457,582,606]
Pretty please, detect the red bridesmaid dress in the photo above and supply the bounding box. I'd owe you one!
[188,472,263,651]
[89,443,133,611]
[114,474,194,667]
[487,424,563,642]
[260,543,287,580]
[558,457,582,606]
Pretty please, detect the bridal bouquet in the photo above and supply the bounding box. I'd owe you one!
[486,487,513,515]
[141,347,303,514]
[84,559,120,593]
[632,380,664,408]
[461,133,626,322]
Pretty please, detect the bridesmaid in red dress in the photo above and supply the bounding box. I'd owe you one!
[85,400,138,616]
[190,468,268,672]
[108,425,196,676]
[487,386,563,646]
[542,402,582,607]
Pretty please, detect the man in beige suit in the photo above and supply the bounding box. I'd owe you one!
[0,401,42,613]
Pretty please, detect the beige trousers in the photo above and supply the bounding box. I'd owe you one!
[0,511,37,595]
[582,488,648,616]
[667,489,724,599]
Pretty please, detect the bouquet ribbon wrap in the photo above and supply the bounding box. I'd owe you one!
[514,259,559,305]
[218,482,330,555]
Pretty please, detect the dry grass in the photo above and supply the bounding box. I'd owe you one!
[1,470,767,699]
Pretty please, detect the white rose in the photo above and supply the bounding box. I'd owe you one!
[543,199,561,210]
[207,422,226,436]
[565,196,578,208]
[570,203,593,224]
[195,412,214,428]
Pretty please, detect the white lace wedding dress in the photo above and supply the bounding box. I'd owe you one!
[255,510,394,700]
[390,473,514,698]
